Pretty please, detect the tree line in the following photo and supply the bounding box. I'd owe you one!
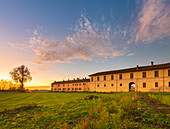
[0,79,20,91]
[0,65,32,92]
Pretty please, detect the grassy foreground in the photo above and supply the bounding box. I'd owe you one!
[0,92,170,128]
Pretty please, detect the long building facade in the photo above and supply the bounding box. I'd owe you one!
[89,62,170,92]
[51,62,170,92]
[51,78,90,92]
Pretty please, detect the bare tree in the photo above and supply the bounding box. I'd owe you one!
[9,65,32,90]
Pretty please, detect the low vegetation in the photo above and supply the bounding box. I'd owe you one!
[0,92,169,128]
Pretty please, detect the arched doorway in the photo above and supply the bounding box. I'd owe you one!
[129,82,135,92]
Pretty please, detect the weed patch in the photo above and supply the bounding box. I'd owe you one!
[0,92,169,128]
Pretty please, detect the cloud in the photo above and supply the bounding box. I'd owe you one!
[38,64,56,71]
[8,42,16,47]
[10,0,170,64]
[30,61,44,65]
[126,53,135,56]
[32,71,37,75]
[134,0,170,43]
[28,14,128,63]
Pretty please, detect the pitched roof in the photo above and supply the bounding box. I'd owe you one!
[52,78,90,84]
[89,62,170,76]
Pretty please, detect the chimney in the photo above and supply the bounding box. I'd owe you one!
[151,61,154,66]
[85,77,86,79]
[77,78,79,80]
[136,65,139,70]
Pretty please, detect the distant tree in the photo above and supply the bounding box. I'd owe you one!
[8,81,20,91]
[0,79,19,91]
[9,65,32,90]
[0,79,8,90]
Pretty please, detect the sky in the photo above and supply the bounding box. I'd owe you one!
[0,0,170,87]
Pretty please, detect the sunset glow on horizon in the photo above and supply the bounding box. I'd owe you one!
[0,0,170,87]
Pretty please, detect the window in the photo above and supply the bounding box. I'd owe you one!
[83,83,86,86]
[120,84,122,86]
[111,84,114,86]
[155,71,159,77]
[104,76,106,80]
[79,83,81,86]
[143,83,146,88]
[91,77,93,81]
[79,88,81,90]
[97,76,99,81]
[68,84,69,86]
[168,70,170,76]
[58,88,61,90]
[111,75,114,80]
[51,85,53,87]
[75,88,78,90]
[63,84,65,86]
[58,84,60,87]
[73,84,74,86]
[97,84,99,87]
[169,82,170,87]
[51,88,53,90]
[72,88,74,90]
[155,82,158,87]
[63,88,66,90]
[119,74,122,79]
[143,72,146,78]
[54,88,56,90]
[104,84,106,87]
[130,73,133,79]
[68,88,70,90]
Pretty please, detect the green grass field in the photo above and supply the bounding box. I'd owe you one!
[0,92,97,111]
[0,92,170,128]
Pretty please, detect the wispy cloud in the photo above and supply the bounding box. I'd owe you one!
[126,53,135,56]
[134,0,170,43]
[38,64,56,71]
[9,0,170,64]
[28,14,128,63]
[8,42,16,47]
[30,61,44,66]
[32,71,37,75]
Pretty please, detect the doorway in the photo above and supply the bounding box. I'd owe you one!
[129,82,135,92]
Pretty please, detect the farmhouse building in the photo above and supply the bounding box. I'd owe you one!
[89,62,170,92]
[51,78,90,92]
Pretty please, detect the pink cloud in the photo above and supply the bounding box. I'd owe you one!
[28,15,128,63]
[126,53,135,56]
[30,61,44,65]
[8,42,16,47]
[38,65,56,71]
[135,0,170,43]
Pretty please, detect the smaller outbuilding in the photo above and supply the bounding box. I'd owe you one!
[51,78,90,92]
